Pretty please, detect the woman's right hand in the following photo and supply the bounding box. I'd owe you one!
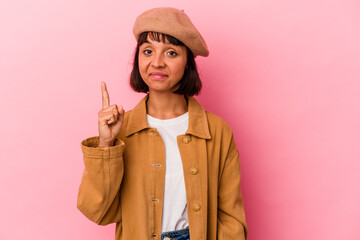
[98,81,125,148]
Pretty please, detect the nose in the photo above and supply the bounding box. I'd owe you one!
[151,52,165,68]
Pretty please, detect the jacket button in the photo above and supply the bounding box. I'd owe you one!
[192,202,201,211]
[183,135,191,143]
[190,167,198,175]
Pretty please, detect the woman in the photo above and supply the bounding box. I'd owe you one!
[77,7,248,240]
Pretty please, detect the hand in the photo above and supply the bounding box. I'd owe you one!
[98,81,125,148]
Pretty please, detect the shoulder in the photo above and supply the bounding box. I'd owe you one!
[205,110,233,136]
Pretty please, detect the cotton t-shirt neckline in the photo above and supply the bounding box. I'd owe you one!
[146,111,189,125]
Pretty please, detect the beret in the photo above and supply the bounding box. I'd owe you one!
[132,7,209,58]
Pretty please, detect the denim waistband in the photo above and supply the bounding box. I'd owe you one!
[160,226,190,240]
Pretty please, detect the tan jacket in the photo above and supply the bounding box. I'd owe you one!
[77,94,248,240]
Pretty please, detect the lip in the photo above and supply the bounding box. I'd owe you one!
[150,72,168,80]
[150,72,168,76]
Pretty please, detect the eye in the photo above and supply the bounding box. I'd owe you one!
[168,51,177,56]
[143,49,152,55]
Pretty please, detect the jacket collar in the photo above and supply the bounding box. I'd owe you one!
[125,94,211,139]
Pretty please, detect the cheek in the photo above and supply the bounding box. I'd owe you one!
[138,57,147,75]
[173,63,186,76]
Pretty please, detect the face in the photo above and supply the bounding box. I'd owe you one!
[138,35,188,94]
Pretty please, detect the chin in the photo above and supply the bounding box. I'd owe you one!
[149,88,171,93]
[148,86,177,93]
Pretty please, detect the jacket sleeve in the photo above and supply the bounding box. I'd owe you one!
[77,136,125,225]
[217,135,248,239]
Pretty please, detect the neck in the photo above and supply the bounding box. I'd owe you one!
[146,91,188,119]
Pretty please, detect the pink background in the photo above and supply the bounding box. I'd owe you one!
[1,0,359,239]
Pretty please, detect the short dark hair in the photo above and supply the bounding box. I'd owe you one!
[129,31,202,97]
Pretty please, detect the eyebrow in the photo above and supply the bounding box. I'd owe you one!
[143,40,172,45]
[141,43,180,51]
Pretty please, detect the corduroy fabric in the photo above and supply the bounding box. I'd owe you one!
[132,7,209,58]
[77,94,248,240]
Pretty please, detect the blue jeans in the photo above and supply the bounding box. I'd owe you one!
[160,226,190,240]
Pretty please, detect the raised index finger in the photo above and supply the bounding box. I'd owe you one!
[101,81,110,109]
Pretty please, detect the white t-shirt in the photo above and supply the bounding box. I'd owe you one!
[146,111,189,233]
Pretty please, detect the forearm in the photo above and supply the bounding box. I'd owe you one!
[77,136,125,224]
[217,153,248,239]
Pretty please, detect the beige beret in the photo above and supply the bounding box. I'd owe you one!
[132,7,209,58]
